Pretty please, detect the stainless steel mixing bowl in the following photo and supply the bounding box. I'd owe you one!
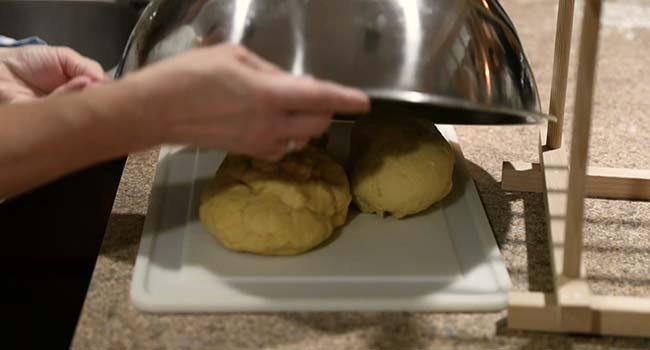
[117,0,547,125]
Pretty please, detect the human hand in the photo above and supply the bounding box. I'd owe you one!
[125,44,370,161]
[0,45,105,103]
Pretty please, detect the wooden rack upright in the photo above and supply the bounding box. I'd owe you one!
[503,0,650,337]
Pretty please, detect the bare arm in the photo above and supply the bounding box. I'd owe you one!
[0,81,151,198]
[0,44,369,199]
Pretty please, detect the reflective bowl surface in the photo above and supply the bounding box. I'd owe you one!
[118,0,546,125]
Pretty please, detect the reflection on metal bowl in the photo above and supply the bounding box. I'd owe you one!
[118,0,546,125]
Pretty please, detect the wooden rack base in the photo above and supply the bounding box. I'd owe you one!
[504,131,650,338]
[501,161,650,201]
[509,292,650,337]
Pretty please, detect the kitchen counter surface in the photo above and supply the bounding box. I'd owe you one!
[72,0,650,349]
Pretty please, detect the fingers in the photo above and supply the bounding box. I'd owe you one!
[255,113,331,162]
[258,148,285,162]
[54,46,105,83]
[278,113,332,139]
[267,75,370,114]
[6,45,105,94]
[233,46,283,74]
[50,76,94,95]
[294,138,310,150]
[256,137,308,162]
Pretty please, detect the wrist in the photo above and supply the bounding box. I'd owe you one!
[119,69,182,146]
[83,77,165,152]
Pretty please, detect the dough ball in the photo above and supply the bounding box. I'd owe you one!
[350,116,455,219]
[199,146,351,256]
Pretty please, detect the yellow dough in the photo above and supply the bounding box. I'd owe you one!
[350,116,455,219]
[199,147,351,256]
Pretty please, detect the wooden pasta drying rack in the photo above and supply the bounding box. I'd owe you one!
[503,0,650,337]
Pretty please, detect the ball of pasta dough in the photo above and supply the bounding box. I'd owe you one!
[350,116,455,219]
[199,146,351,256]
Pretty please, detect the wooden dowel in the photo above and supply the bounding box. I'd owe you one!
[537,134,574,285]
[563,0,602,279]
[546,0,576,149]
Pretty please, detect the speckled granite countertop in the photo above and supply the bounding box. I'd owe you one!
[72,1,650,349]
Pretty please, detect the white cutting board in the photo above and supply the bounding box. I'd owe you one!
[130,124,510,312]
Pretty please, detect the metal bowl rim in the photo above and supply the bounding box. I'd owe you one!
[364,89,552,125]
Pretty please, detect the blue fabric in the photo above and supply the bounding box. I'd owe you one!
[0,35,47,47]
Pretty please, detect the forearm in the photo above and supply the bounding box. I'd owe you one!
[0,79,158,198]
